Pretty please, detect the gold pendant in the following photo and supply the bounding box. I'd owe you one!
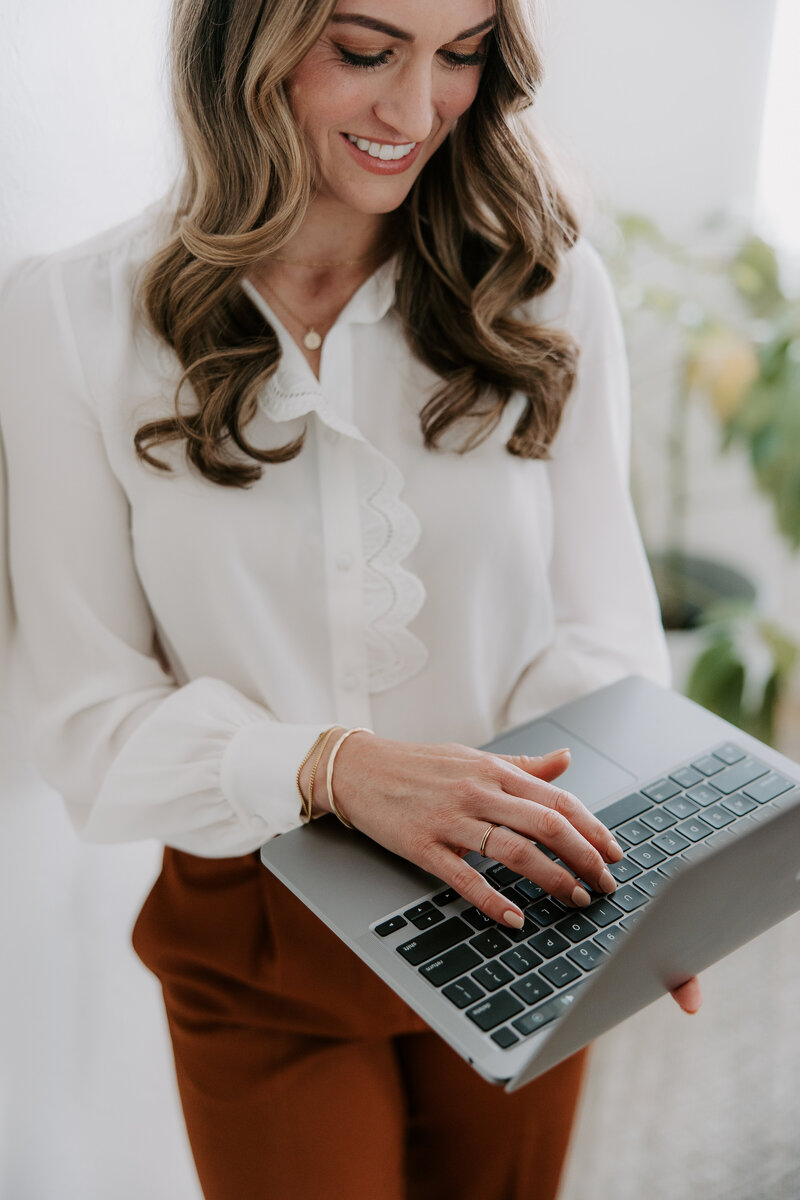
[304,329,322,351]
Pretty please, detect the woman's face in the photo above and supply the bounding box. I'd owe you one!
[288,0,496,216]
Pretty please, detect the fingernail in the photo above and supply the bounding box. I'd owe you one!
[571,886,591,907]
[547,747,571,758]
[599,868,616,893]
[503,909,525,928]
[606,839,623,862]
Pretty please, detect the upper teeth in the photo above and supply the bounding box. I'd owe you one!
[346,134,416,160]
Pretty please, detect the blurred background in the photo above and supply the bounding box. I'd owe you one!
[1,1,799,1196]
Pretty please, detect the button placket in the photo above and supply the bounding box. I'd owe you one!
[316,329,372,729]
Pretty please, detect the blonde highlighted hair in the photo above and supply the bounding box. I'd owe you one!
[136,0,580,486]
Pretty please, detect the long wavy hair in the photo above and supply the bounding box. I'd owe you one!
[136,0,580,487]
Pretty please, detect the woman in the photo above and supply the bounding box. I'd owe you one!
[0,0,700,1196]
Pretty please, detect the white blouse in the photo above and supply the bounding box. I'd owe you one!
[0,205,669,857]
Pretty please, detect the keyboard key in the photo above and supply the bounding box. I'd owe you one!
[665,795,700,819]
[685,783,722,807]
[485,864,521,887]
[707,829,736,849]
[714,743,746,765]
[596,792,653,829]
[641,777,682,802]
[515,878,546,904]
[566,942,607,971]
[682,843,711,864]
[375,915,407,937]
[420,945,482,985]
[658,858,684,879]
[585,897,623,927]
[617,819,652,845]
[641,808,677,833]
[512,997,565,1037]
[743,772,794,804]
[608,858,642,882]
[510,971,555,1006]
[712,758,769,795]
[555,914,598,943]
[621,912,645,932]
[773,789,800,811]
[501,886,530,910]
[676,816,713,842]
[491,1026,519,1049]
[529,929,569,958]
[466,990,524,1031]
[691,755,724,776]
[472,962,514,992]
[501,915,540,943]
[442,976,485,1008]
[463,907,495,930]
[540,956,583,988]
[397,917,472,966]
[701,804,735,829]
[652,829,691,855]
[594,927,626,952]
[670,765,704,788]
[629,842,667,868]
[470,929,512,958]
[527,898,567,927]
[432,888,459,906]
[500,945,543,975]
[611,883,647,912]
[721,791,757,817]
[404,901,443,929]
[636,869,666,896]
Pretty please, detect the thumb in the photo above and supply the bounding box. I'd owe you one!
[495,746,571,782]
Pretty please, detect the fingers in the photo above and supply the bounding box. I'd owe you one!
[478,821,614,906]
[494,747,571,784]
[430,847,526,928]
[669,975,702,1013]
[494,760,623,866]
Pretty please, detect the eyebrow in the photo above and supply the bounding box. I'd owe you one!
[328,14,495,43]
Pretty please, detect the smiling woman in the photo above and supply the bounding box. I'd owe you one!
[0,1,689,1197]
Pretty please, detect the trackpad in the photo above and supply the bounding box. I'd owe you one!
[484,719,637,812]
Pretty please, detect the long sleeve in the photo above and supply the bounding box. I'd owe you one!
[505,240,670,727]
[0,257,327,855]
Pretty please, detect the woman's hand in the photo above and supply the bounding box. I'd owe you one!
[302,729,701,1014]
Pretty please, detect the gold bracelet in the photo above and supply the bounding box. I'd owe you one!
[306,727,338,821]
[296,731,327,822]
[325,727,374,829]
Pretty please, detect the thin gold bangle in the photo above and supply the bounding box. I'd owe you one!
[306,727,338,821]
[326,727,374,829]
[296,730,328,822]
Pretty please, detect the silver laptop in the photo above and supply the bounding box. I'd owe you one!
[260,675,800,1092]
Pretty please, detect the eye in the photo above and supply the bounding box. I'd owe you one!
[335,45,393,71]
[440,49,488,70]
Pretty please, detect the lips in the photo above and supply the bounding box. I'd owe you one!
[340,132,424,175]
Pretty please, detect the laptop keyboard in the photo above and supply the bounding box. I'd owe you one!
[370,742,799,1051]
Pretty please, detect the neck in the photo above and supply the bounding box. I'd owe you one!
[274,196,395,268]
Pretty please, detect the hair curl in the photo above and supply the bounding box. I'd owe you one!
[136,0,580,487]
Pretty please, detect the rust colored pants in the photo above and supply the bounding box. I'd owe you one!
[133,849,588,1200]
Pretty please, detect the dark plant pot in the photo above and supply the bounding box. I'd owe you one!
[647,551,758,632]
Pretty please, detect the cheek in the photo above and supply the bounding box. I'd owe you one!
[439,72,484,121]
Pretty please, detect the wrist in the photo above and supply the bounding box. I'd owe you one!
[299,726,346,818]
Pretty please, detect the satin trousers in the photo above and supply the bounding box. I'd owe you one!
[133,848,588,1200]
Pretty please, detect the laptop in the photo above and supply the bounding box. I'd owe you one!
[260,675,800,1092]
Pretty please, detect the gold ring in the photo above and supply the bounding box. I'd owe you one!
[479,823,498,858]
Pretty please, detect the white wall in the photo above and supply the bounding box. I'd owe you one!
[0,2,788,1196]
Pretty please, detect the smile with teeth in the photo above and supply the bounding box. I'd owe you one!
[346,134,417,161]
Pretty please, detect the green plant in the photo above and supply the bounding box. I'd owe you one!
[602,214,800,743]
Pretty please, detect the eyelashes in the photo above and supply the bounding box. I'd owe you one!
[335,45,488,72]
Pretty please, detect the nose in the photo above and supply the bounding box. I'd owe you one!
[372,61,437,144]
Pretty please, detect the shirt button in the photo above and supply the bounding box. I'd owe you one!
[324,429,340,445]
[335,552,353,572]
[341,672,359,691]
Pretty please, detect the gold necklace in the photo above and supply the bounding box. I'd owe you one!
[259,280,325,351]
